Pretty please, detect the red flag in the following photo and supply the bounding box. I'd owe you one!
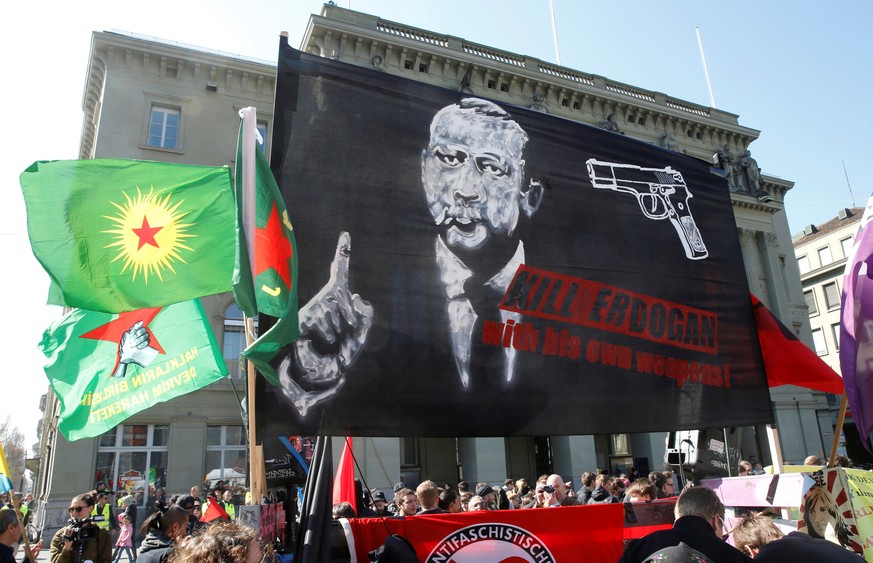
[332,437,357,514]
[751,293,843,393]
[345,504,624,562]
[199,499,230,522]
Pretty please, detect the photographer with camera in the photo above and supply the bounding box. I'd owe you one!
[50,494,112,563]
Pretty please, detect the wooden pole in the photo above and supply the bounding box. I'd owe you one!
[8,493,36,559]
[766,424,784,474]
[245,316,265,505]
[828,393,849,467]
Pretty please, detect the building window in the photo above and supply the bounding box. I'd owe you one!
[418,63,428,73]
[841,236,854,258]
[205,425,247,489]
[823,282,840,310]
[400,437,419,467]
[804,290,818,316]
[818,246,833,266]
[96,424,169,504]
[812,328,827,355]
[572,101,581,110]
[403,59,413,70]
[147,106,180,149]
[797,255,810,275]
[832,324,841,352]
[487,80,496,89]
[500,83,509,92]
[257,121,269,154]
[610,433,630,455]
[223,303,256,379]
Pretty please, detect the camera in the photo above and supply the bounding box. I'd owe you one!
[65,517,99,541]
[539,485,555,494]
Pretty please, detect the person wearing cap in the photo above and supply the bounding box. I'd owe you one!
[370,492,390,517]
[474,484,496,510]
[173,495,198,535]
[618,486,751,563]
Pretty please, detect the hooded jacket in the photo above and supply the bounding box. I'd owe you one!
[136,530,174,563]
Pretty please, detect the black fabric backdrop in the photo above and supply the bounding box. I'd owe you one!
[257,37,774,439]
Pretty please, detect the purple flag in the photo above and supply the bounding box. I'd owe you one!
[840,199,873,448]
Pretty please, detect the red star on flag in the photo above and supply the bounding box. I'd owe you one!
[133,216,163,250]
[81,308,166,355]
[254,203,293,290]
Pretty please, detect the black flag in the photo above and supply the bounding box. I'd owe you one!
[293,435,333,563]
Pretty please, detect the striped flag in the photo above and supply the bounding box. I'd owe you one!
[0,443,13,493]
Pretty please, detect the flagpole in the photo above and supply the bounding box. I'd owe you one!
[240,107,266,506]
[828,393,849,467]
[245,317,264,505]
[9,493,35,559]
[695,26,716,108]
[548,0,561,65]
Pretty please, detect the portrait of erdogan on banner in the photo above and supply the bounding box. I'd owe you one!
[275,98,544,414]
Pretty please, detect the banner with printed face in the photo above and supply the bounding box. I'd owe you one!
[797,468,873,559]
[341,504,624,563]
[258,38,773,438]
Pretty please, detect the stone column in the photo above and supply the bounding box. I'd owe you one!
[458,437,507,485]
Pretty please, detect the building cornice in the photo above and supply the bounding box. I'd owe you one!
[80,31,277,159]
[303,5,762,162]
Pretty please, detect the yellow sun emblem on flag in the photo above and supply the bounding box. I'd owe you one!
[104,187,194,283]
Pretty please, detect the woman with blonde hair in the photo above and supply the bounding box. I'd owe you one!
[167,522,262,563]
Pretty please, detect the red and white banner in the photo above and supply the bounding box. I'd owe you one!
[342,504,625,562]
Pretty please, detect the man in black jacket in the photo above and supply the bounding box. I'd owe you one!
[618,486,752,563]
[0,509,40,563]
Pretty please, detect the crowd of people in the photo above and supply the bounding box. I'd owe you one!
[3,454,867,563]
[332,468,681,520]
[41,487,262,563]
[329,463,865,562]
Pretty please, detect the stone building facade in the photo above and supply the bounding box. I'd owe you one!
[792,207,869,460]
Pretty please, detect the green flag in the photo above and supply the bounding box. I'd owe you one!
[39,299,229,441]
[234,107,299,386]
[21,159,236,313]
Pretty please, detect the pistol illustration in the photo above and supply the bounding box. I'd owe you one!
[586,158,708,260]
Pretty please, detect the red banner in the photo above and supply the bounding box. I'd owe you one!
[343,504,624,562]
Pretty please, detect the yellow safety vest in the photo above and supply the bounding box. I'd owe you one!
[91,503,112,530]
[223,501,236,519]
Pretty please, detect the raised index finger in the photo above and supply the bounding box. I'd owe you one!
[328,231,352,293]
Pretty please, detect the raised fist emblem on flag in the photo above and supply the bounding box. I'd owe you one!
[111,320,159,378]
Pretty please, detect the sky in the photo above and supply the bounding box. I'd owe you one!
[2,0,871,451]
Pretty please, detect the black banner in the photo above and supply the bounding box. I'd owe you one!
[258,37,773,438]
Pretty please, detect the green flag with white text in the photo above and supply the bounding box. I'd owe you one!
[21,159,236,313]
[39,299,228,441]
